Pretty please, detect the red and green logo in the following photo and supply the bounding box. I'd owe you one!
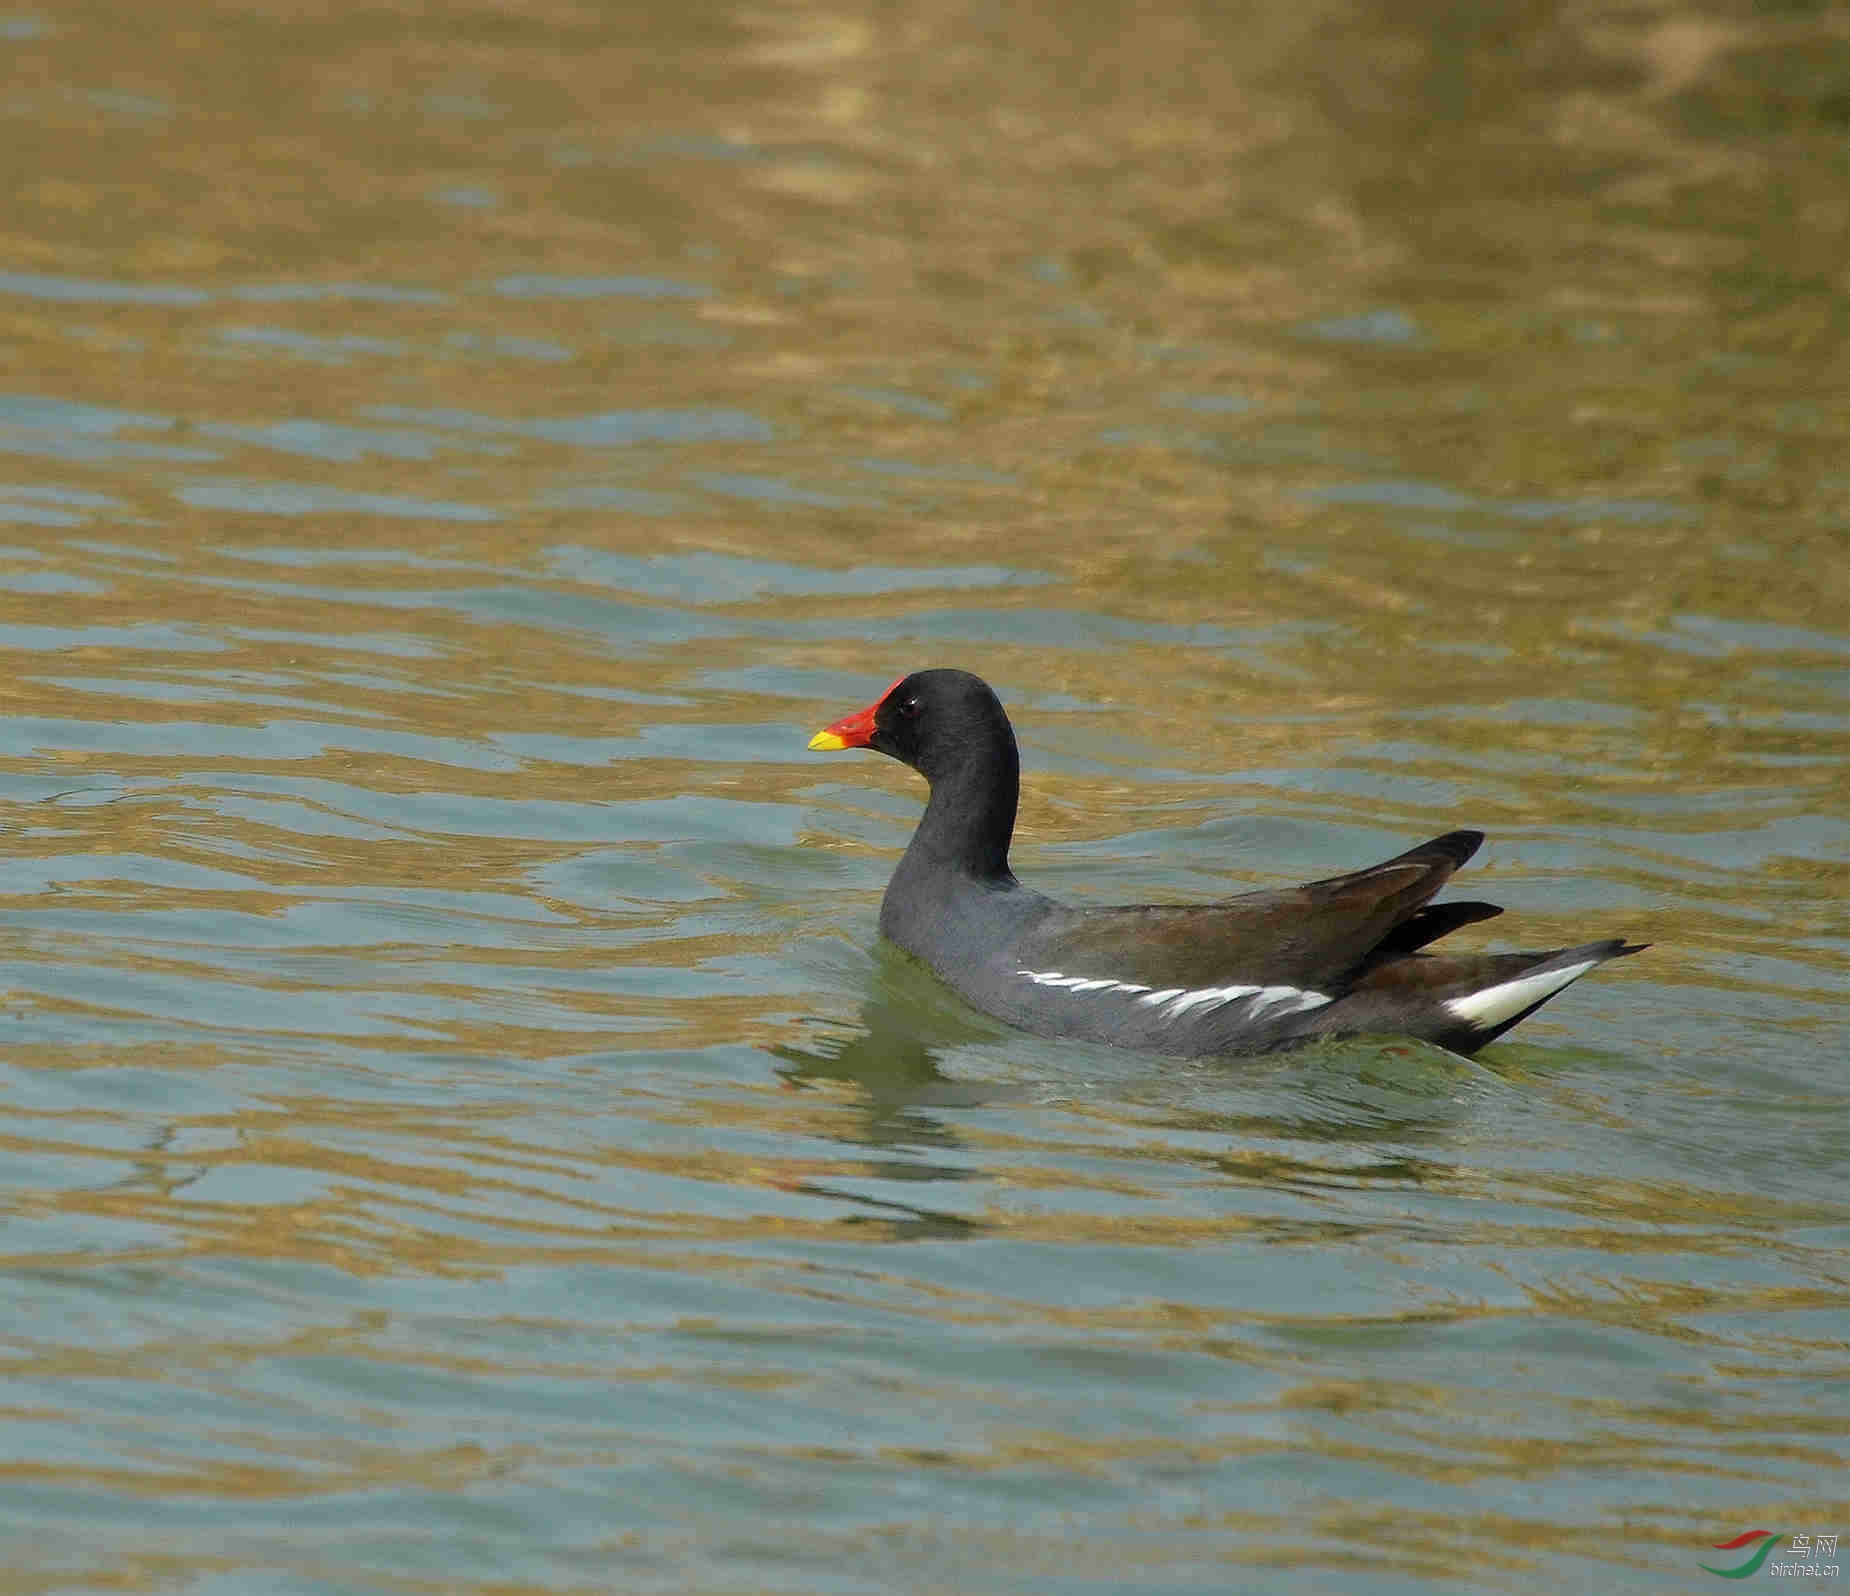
[1699,1529,1783,1579]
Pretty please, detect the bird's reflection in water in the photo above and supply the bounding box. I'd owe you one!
[774,964,1025,1149]
[770,948,1057,1235]
[777,946,1515,1229]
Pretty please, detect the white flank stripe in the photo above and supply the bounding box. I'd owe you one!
[1162,985,1259,1019]
[1017,969,1331,1024]
[1249,986,1334,1019]
[1445,958,1600,1028]
[1015,969,1150,997]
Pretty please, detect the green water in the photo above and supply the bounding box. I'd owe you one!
[1,2,1846,1591]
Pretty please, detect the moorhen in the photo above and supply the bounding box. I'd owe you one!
[809,668,1643,1056]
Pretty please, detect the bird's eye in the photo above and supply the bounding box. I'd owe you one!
[896,695,922,720]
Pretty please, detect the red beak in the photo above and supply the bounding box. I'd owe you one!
[808,677,903,751]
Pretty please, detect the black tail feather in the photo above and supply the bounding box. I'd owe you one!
[1372,900,1504,958]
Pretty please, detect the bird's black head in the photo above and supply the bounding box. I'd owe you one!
[810,668,1015,785]
[810,668,1021,877]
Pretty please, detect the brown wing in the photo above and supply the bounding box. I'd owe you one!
[1024,830,1489,991]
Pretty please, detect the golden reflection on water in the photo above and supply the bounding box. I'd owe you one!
[3,0,1849,1589]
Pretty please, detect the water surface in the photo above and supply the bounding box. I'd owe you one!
[2,2,1847,1591]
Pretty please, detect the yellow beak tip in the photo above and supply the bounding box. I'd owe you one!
[807,730,848,752]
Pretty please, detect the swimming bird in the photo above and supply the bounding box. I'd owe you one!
[809,668,1643,1056]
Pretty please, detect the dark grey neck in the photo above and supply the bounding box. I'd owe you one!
[904,732,1019,882]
